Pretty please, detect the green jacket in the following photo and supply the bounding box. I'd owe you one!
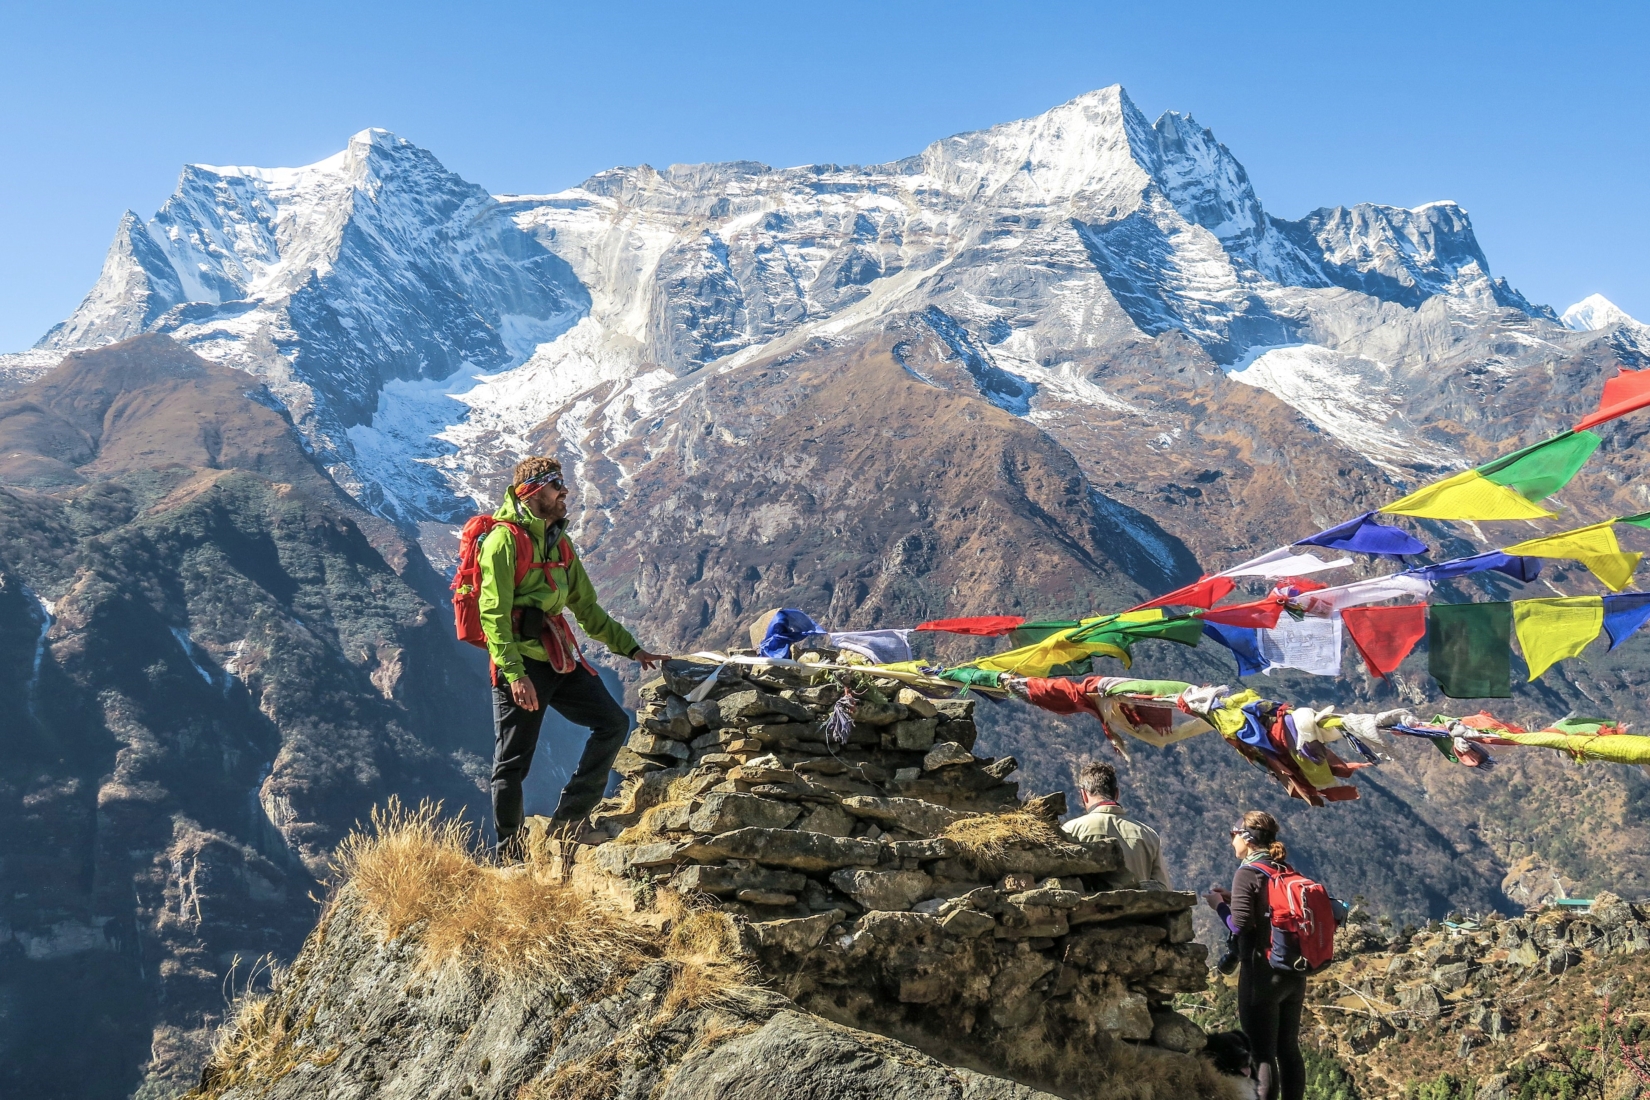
[478,487,640,682]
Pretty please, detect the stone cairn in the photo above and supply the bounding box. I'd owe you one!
[536,653,1210,1069]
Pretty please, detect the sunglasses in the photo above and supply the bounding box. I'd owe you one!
[519,474,567,497]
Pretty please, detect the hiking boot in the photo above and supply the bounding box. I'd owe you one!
[495,833,527,865]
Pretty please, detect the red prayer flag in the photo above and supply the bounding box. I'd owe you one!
[1576,367,1650,431]
[1341,604,1428,679]
[1197,596,1286,628]
[914,615,1025,636]
[1132,575,1236,612]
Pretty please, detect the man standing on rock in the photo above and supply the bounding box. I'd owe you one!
[1061,760,1171,889]
[478,456,666,856]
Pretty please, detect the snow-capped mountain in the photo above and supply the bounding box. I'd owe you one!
[1563,293,1644,332]
[30,128,587,518]
[19,86,1636,533]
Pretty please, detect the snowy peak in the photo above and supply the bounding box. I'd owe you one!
[1270,200,1526,309]
[1148,111,1265,242]
[910,85,1160,211]
[1563,293,1642,331]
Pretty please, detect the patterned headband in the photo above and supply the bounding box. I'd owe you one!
[517,471,566,499]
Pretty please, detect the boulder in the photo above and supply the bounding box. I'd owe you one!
[896,688,939,718]
[1589,891,1635,930]
[941,909,997,938]
[682,828,882,872]
[689,793,803,834]
[1149,1008,1206,1054]
[852,698,907,726]
[795,803,857,837]
[748,910,844,954]
[718,689,815,723]
[830,868,933,912]
[672,864,808,898]
[627,731,691,761]
[882,717,938,751]
[592,841,683,876]
[1068,888,1194,927]
[994,900,1068,940]
[840,795,965,837]
[922,742,975,771]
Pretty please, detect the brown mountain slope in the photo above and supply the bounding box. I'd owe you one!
[0,336,494,1100]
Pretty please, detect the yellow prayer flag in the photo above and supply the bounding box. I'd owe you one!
[1503,522,1643,592]
[1497,730,1650,765]
[1511,596,1604,679]
[970,632,1130,676]
[1379,470,1558,521]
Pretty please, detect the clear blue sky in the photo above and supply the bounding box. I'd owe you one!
[2,0,1646,351]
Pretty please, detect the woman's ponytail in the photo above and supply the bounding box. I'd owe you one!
[1241,810,1286,862]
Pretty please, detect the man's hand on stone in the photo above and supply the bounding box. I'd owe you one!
[632,649,668,670]
[510,676,541,711]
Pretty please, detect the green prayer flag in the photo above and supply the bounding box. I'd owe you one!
[1077,614,1205,651]
[1477,430,1600,500]
[1618,512,1650,530]
[1427,602,1513,699]
[937,667,1004,689]
[1008,621,1083,648]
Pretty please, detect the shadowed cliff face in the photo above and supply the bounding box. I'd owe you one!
[0,336,494,1100]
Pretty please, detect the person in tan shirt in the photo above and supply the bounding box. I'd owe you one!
[1061,760,1171,889]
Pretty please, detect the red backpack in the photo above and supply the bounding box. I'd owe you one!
[1250,861,1339,973]
[450,516,578,661]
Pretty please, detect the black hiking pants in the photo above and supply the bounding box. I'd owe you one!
[491,657,629,846]
[1238,962,1307,1100]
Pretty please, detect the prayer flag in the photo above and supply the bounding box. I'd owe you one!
[1602,593,1650,650]
[1341,604,1427,678]
[1217,547,1354,579]
[1511,597,1604,680]
[827,630,914,664]
[1293,573,1434,617]
[1427,603,1512,699]
[1008,620,1084,648]
[1257,616,1343,676]
[1296,511,1428,557]
[1202,622,1267,677]
[757,608,825,657]
[1132,575,1236,611]
[1197,597,1286,629]
[1576,367,1650,431]
[1407,551,1542,584]
[1380,431,1600,521]
[915,616,1026,636]
[1502,521,1643,592]
[1619,512,1650,530]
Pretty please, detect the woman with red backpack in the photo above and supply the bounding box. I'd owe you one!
[1204,811,1340,1100]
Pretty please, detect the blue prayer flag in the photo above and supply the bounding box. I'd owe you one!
[1408,551,1542,584]
[759,608,825,658]
[1602,593,1650,650]
[1201,621,1268,678]
[1297,511,1428,558]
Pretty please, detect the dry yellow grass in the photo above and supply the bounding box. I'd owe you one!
[333,798,759,1013]
[940,810,1067,862]
[333,799,658,982]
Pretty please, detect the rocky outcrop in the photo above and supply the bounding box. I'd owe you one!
[186,653,1228,1100]
[1294,893,1650,1098]
[193,890,1061,1100]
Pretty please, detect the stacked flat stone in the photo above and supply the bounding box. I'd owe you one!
[557,655,1209,1057]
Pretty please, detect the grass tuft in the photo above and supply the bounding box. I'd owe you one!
[333,797,660,983]
[940,810,1067,861]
